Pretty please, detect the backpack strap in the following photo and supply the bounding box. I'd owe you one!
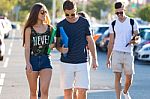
[111,20,116,38]
[130,18,134,35]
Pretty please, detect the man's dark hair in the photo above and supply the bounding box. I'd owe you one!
[63,0,76,11]
[115,2,124,9]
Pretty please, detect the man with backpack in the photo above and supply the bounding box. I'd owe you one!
[107,2,140,99]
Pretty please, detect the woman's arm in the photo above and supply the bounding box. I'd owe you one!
[24,27,32,71]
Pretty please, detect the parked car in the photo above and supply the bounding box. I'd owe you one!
[126,25,150,52]
[11,22,20,30]
[134,29,150,58]
[0,16,12,38]
[91,24,109,51]
[93,24,109,35]
[135,43,150,61]
[139,25,150,33]
[95,29,110,51]
[0,32,5,61]
[135,18,150,25]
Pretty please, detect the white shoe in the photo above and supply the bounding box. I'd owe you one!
[122,91,131,99]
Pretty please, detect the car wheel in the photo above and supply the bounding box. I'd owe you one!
[0,56,3,61]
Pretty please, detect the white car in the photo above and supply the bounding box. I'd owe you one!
[0,17,12,38]
[0,33,5,61]
[136,43,150,61]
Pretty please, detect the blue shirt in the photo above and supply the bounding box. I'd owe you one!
[56,17,91,64]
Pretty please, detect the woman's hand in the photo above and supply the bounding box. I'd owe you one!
[49,43,55,50]
[26,63,32,73]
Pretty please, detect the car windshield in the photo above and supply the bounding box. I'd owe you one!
[143,32,150,40]
[139,28,150,33]
[95,26,108,34]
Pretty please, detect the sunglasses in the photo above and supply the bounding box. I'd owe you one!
[40,10,47,15]
[65,13,75,17]
[115,11,123,15]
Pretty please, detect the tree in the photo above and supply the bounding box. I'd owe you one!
[139,4,150,22]
[18,0,52,12]
[86,0,113,20]
[0,0,18,16]
[18,0,62,22]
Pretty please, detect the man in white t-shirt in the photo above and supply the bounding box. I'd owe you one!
[107,2,140,99]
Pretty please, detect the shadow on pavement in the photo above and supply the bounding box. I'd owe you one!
[87,90,116,99]
[135,59,150,65]
[57,96,64,99]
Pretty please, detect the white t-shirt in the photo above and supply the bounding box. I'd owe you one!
[109,16,139,53]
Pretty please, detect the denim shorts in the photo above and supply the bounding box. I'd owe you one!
[30,55,52,71]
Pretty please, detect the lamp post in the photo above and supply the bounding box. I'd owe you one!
[52,0,56,26]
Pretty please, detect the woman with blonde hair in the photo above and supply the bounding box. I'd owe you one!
[23,3,54,99]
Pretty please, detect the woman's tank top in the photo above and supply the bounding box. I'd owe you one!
[30,25,52,56]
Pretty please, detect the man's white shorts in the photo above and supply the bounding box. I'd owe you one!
[60,62,90,89]
[112,50,135,75]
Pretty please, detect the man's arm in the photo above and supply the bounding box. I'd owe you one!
[86,35,98,69]
[131,30,140,44]
[56,37,62,52]
[131,20,140,45]
[87,36,97,59]
[107,33,115,68]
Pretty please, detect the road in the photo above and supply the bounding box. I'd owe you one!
[0,29,150,99]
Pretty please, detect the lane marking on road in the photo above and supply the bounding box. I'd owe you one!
[0,73,5,94]
[8,48,11,56]
[0,30,16,95]
[8,42,13,56]
[3,57,9,68]
[7,30,15,56]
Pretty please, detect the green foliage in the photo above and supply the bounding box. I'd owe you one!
[86,0,113,19]
[18,0,62,22]
[139,4,150,22]
[0,0,18,15]
[18,0,52,11]
[126,12,135,18]
[19,10,29,22]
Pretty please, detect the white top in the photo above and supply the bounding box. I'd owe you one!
[109,16,139,53]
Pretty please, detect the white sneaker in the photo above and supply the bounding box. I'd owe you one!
[122,91,131,99]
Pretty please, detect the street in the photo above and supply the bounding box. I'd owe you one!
[0,29,150,99]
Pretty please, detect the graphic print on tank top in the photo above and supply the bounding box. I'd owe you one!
[30,26,51,55]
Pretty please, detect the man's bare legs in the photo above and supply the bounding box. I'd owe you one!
[115,72,122,99]
[73,88,77,99]
[76,88,87,99]
[65,88,87,99]
[123,75,133,94]
[64,89,73,99]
